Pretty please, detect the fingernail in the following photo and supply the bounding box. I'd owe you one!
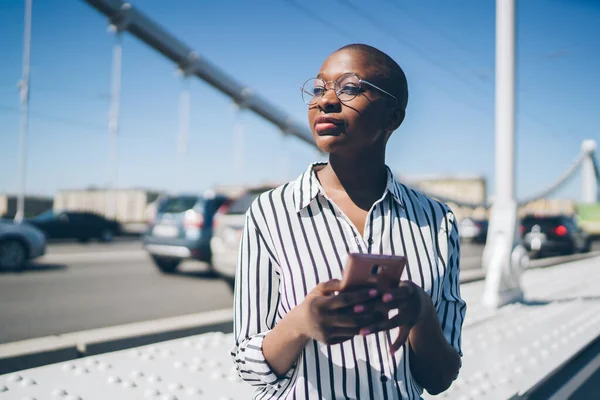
[360,328,370,336]
[383,293,393,303]
[369,289,378,297]
[354,304,365,313]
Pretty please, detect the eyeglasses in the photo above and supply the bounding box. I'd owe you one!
[301,72,398,106]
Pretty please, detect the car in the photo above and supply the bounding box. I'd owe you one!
[210,186,276,279]
[459,218,488,243]
[520,214,591,257]
[143,192,229,273]
[0,219,47,271]
[25,210,121,242]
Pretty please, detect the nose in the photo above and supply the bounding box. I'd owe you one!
[317,86,341,112]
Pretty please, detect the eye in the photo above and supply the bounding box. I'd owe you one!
[339,84,362,96]
[311,86,325,96]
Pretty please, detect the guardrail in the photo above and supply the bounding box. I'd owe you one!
[1,252,598,375]
[0,309,231,375]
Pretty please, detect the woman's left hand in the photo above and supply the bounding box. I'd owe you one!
[352,280,432,353]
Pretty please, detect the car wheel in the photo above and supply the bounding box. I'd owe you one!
[0,239,27,272]
[581,239,591,253]
[151,255,180,274]
[100,228,115,242]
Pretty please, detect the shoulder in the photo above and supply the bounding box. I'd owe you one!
[396,181,457,231]
[244,181,297,227]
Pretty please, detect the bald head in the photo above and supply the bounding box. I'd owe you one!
[334,44,409,111]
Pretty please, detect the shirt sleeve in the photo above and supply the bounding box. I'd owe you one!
[230,211,293,388]
[437,211,467,357]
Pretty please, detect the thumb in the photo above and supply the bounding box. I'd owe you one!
[317,279,342,295]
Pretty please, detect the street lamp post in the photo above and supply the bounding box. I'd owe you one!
[177,75,190,192]
[15,0,32,223]
[107,28,122,219]
[482,0,527,308]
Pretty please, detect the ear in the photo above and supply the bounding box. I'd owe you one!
[384,108,405,133]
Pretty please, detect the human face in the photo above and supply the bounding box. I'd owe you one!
[307,50,397,156]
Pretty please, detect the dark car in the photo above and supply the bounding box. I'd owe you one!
[520,214,591,257]
[143,193,228,273]
[459,218,489,243]
[26,210,121,242]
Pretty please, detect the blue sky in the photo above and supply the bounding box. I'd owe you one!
[0,0,598,201]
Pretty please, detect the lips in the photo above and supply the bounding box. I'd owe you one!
[314,115,344,135]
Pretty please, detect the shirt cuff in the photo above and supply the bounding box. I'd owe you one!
[235,332,295,388]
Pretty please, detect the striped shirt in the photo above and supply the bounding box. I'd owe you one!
[231,162,466,399]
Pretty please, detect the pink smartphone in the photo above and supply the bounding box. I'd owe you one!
[339,253,407,292]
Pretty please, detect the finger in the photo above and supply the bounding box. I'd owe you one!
[328,313,387,328]
[317,279,342,295]
[348,299,391,316]
[381,284,414,304]
[358,313,413,337]
[323,326,361,340]
[327,287,380,310]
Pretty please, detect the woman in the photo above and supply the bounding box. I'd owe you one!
[231,43,466,399]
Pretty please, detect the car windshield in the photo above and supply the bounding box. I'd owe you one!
[158,196,202,214]
[522,216,562,231]
[227,189,269,215]
[31,209,57,221]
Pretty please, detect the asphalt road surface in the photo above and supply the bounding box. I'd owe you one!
[0,239,597,344]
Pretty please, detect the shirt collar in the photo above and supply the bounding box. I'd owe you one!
[293,162,404,213]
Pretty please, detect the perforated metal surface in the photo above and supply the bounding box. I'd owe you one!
[426,257,600,400]
[0,332,247,400]
[2,257,599,400]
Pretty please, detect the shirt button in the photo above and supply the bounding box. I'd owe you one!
[380,375,388,383]
[368,238,374,245]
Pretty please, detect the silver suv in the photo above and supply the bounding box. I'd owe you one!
[210,186,275,279]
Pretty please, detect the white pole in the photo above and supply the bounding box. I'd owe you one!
[107,31,122,219]
[177,77,190,192]
[581,140,598,204]
[232,105,244,183]
[482,0,526,308]
[15,0,32,223]
[495,0,516,204]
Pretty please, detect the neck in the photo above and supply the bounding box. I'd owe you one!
[319,148,388,201]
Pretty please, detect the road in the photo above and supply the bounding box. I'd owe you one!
[0,239,233,344]
[0,239,597,344]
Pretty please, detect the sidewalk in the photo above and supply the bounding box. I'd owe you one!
[1,256,599,399]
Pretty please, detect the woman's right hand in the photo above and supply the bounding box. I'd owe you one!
[296,279,386,345]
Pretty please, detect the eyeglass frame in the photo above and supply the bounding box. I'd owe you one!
[300,72,398,106]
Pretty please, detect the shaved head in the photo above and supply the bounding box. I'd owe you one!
[334,44,408,111]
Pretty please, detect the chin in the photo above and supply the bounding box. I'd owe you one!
[315,135,344,154]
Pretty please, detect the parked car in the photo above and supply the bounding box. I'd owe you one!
[26,210,121,242]
[211,186,276,279]
[459,218,488,243]
[521,214,591,257]
[0,219,46,271]
[143,193,229,273]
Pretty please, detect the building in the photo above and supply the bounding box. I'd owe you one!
[399,175,487,222]
[54,189,163,224]
[0,195,53,219]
